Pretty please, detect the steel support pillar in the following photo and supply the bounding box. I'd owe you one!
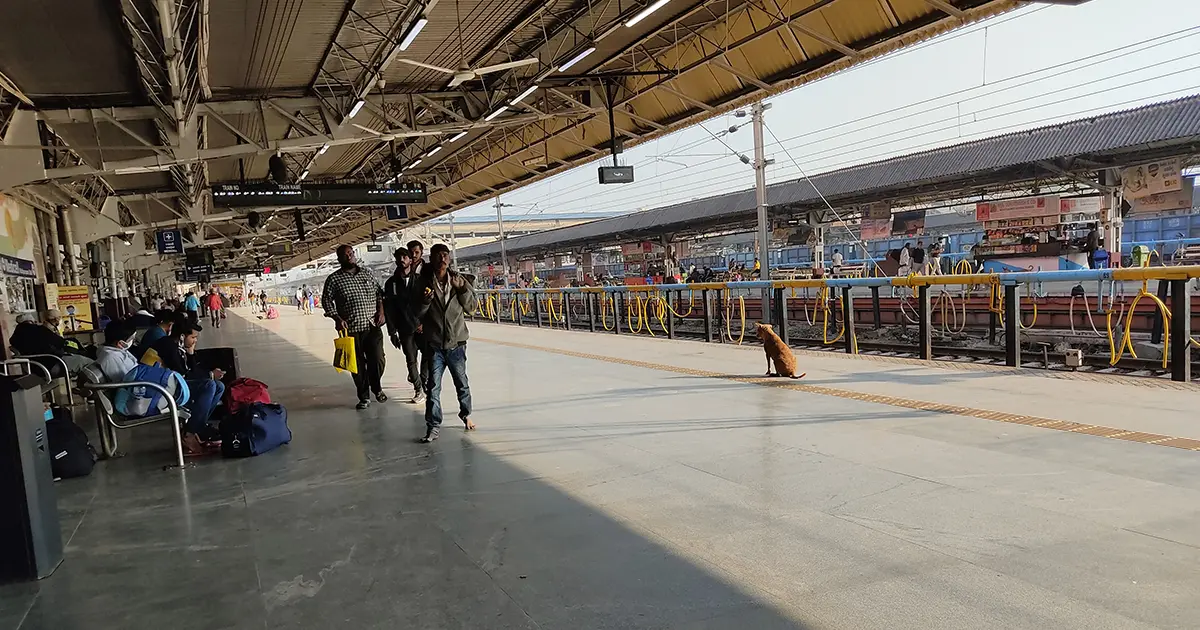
[776,288,789,345]
[870,286,881,329]
[1170,279,1191,382]
[587,293,596,332]
[842,287,855,355]
[614,293,623,334]
[564,294,572,331]
[917,285,932,360]
[702,289,713,343]
[1151,280,1169,344]
[666,291,676,339]
[1005,285,1021,367]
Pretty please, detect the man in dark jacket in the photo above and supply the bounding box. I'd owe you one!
[141,321,225,453]
[10,310,92,376]
[414,244,478,443]
[384,247,426,404]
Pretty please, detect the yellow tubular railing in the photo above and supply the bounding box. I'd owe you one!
[723,291,746,344]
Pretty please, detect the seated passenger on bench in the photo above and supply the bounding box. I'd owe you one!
[93,320,139,384]
[135,310,181,360]
[9,309,93,376]
[141,321,225,453]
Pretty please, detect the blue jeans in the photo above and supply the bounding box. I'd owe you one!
[185,379,225,438]
[424,345,471,428]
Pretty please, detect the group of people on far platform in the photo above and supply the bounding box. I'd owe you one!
[320,240,477,443]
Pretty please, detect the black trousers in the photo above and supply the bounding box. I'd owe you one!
[400,332,427,393]
[351,327,386,400]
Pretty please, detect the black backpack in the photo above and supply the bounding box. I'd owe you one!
[45,406,97,479]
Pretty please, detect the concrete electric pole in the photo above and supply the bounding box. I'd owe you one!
[751,100,772,321]
[495,197,510,283]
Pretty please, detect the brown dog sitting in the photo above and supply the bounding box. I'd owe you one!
[755,323,805,379]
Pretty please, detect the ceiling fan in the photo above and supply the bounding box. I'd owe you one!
[395,57,538,88]
[395,0,537,88]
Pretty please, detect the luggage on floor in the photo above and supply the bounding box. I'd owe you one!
[221,402,290,457]
[225,377,270,415]
[45,405,96,479]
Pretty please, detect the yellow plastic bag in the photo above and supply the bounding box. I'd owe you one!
[333,330,357,374]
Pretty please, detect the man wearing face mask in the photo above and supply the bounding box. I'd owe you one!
[322,244,387,409]
[93,320,139,383]
[414,243,477,443]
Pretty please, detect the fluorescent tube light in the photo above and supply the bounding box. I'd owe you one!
[399,17,428,51]
[348,99,365,118]
[317,144,329,156]
[557,46,595,72]
[626,0,669,26]
[510,85,538,105]
[484,106,509,122]
[448,131,468,143]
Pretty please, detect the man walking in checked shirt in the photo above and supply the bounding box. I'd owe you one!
[323,244,388,409]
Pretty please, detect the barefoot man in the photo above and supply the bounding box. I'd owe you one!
[414,243,477,442]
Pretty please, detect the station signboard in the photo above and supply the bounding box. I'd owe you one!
[155,229,184,255]
[975,195,1060,223]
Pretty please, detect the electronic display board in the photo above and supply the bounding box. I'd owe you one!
[212,182,427,208]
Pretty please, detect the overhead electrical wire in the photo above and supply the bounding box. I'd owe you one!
[491,26,1200,214]
[538,60,1200,215]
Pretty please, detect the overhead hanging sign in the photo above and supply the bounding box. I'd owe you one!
[1122,158,1182,200]
[385,205,408,221]
[891,210,926,236]
[212,182,427,208]
[976,195,1060,222]
[155,229,184,255]
[1130,176,1195,214]
[860,219,891,240]
[865,202,891,220]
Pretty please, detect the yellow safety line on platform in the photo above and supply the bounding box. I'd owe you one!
[475,337,1200,453]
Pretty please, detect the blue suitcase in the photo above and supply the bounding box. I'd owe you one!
[221,402,291,457]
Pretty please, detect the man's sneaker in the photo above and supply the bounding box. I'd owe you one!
[418,427,440,443]
[411,390,425,405]
[356,399,370,410]
[375,391,388,403]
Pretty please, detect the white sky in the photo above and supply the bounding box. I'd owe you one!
[444,0,1200,223]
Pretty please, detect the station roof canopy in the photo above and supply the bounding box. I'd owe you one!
[0,0,1030,270]
[456,94,1200,263]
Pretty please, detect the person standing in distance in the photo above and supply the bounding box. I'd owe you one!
[414,243,477,443]
[383,247,426,404]
[322,244,388,409]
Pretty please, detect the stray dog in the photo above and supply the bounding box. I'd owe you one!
[755,323,805,379]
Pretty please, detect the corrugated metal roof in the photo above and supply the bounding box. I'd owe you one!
[0,1,140,105]
[459,94,1200,262]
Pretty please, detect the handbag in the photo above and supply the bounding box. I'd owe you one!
[333,329,357,374]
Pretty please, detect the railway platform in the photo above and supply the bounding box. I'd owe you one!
[3,307,1200,629]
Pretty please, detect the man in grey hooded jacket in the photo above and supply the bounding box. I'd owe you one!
[413,243,478,443]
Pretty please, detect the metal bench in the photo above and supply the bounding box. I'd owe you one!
[12,354,75,406]
[76,363,188,469]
